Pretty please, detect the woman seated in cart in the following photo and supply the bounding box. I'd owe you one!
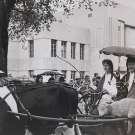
[97,56,135,100]
[88,59,118,114]
[98,59,117,100]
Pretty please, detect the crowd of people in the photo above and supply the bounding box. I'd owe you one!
[7,56,135,135]
[53,56,135,135]
[63,56,135,116]
[31,56,135,111]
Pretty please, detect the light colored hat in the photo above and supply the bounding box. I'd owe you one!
[0,70,4,73]
[75,76,81,80]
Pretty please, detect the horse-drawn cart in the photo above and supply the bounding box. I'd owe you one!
[0,78,134,135]
[7,107,135,135]
[5,90,135,135]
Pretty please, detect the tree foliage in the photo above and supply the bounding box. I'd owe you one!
[0,0,118,76]
[8,0,77,39]
[8,0,117,39]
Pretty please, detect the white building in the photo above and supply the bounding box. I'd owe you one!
[8,4,135,82]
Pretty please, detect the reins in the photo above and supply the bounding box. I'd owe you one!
[0,91,12,106]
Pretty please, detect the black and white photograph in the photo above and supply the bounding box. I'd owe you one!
[0,0,135,135]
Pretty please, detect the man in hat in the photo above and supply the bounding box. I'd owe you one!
[73,77,81,91]
[118,57,135,99]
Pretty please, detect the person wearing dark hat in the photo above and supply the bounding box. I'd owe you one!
[117,57,135,99]
[91,77,98,90]
[94,73,99,78]
[36,75,43,84]
[59,75,65,83]
[33,75,37,83]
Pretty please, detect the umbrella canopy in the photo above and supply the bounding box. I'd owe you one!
[99,46,135,57]
[40,71,62,76]
[1,77,22,86]
[15,75,34,82]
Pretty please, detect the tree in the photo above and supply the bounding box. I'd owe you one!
[0,0,117,77]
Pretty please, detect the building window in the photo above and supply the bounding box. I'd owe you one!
[71,71,76,80]
[88,13,92,18]
[29,70,34,78]
[61,41,67,58]
[61,70,67,79]
[71,42,76,59]
[80,44,84,60]
[80,71,85,79]
[51,39,57,57]
[29,40,34,58]
[118,26,121,46]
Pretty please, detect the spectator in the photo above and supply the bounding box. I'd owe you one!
[48,75,55,83]
[73,77,82,92]
[59,75,65,83]
[33,75,37,82]
[94,73,99,78]
[36,75,43,84]
[82,75,91,88]
[92,76,101,88]
[96,76,101,85]
[68,79,74,87]
[55,75,60,82]
[8,74,12,77]
[91,77,97,90]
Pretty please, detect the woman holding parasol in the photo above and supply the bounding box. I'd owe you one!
[99,46,135,100]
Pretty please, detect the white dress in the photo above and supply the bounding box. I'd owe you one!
[102,73,117,100]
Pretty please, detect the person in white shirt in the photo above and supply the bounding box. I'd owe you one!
[98,59,117,100]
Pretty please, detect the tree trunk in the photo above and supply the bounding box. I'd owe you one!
[0,0,16,77]
[0,0,7,77]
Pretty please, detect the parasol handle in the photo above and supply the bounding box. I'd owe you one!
[118,57,120,70]
[114,57,121,79]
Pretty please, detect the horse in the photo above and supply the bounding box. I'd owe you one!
[0,82,78,135]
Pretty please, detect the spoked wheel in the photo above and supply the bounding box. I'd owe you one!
[77,92,122,135]
[77,93,92,114]
[77,92,103,115]
[77,93,128,135]
[77,93,101,135]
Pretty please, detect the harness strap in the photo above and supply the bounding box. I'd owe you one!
[0,91,12,106]
[7,86,32,121]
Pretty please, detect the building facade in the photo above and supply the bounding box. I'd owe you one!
[8,4,135,82]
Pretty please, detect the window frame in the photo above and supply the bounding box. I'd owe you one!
[51,39,57,57]
[80,44,85,60]
[61,41,67,58]
[71,71,76,80]
[28,70,34,78]
[80,71,85,79]
[29,40,34,58]
[61,70,67,79]
[71,42,76,59]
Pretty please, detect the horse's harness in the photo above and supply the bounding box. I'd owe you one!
[0,83,75,128]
